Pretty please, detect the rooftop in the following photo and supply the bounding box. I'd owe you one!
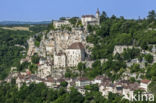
[141,79,151,84]
[78,77,89,81]
[68,42,84,49]
[82,15,95,18]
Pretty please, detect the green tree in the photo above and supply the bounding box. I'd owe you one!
[48,22,55,30]
[69,17,79,26]
[31,54,40,64]
[141,42,148,50]
[60,81,68,87]
[144,54,153,63]
[130,77,136,83]
[59,17,66,20]
[65,87,84,103]
[147,10,156,22]
[100,11,107,23]
[130,63,140,73]
[17,61,30,71]
[78,62,86,77]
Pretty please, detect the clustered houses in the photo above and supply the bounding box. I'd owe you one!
[99,80,140,100]
[5,68,152,101]
[15,70,67,89]
[32,29,86,78]
[15,75,151,100]
[92,76,151,101]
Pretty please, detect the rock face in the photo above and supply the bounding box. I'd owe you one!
[47,30,85,53]
[26,29,88,79]
[113,45,133,55]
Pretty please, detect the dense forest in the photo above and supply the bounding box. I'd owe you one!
[0,29,32,79]
[0,24,48,80]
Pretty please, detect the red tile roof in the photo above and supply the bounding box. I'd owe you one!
[141,79,151,84]
[26,71,31,75]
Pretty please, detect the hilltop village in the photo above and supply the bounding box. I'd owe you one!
[4,9,156,101]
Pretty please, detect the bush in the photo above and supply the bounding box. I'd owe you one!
[31,54,40,64]
[144,54,153,63]
[60,81,68,87]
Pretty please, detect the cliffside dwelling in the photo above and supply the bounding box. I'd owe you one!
[66,42,85,67]
[81,9,100,29]
[54,52,66,68]
[53,18,71,28]
[37,63,52,79]
[54,42,85,68]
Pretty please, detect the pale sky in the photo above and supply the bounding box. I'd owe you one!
[0,0,156,21]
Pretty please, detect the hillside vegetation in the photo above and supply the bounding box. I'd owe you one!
[0,24,48,79]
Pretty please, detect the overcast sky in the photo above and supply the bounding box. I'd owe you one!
[0,0,156,21]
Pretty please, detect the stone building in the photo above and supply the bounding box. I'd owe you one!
[53,42,85,68]
[53,20,71,28]
[75,77,90,87]
[140,79,151,91]
[54,52,66,68]
[113,45,133,55]
[66,42,85,67]
[37,63,52,79]
[81,9,100,28]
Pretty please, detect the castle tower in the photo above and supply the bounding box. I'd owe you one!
[96,8,100,25]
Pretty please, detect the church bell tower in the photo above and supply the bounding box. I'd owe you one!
[96,8,100,25]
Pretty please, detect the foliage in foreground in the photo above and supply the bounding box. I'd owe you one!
[0,82,155,103]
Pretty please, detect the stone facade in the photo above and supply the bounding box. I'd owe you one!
[37,64,52,79]
[113,45,133,55]
[54,52,66,68]
[53,20,71,28]
[140,79,151,91]
[53,42,85,68]
[75,77,90,87]
[81,9,100,28]
[66,42,85,67]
